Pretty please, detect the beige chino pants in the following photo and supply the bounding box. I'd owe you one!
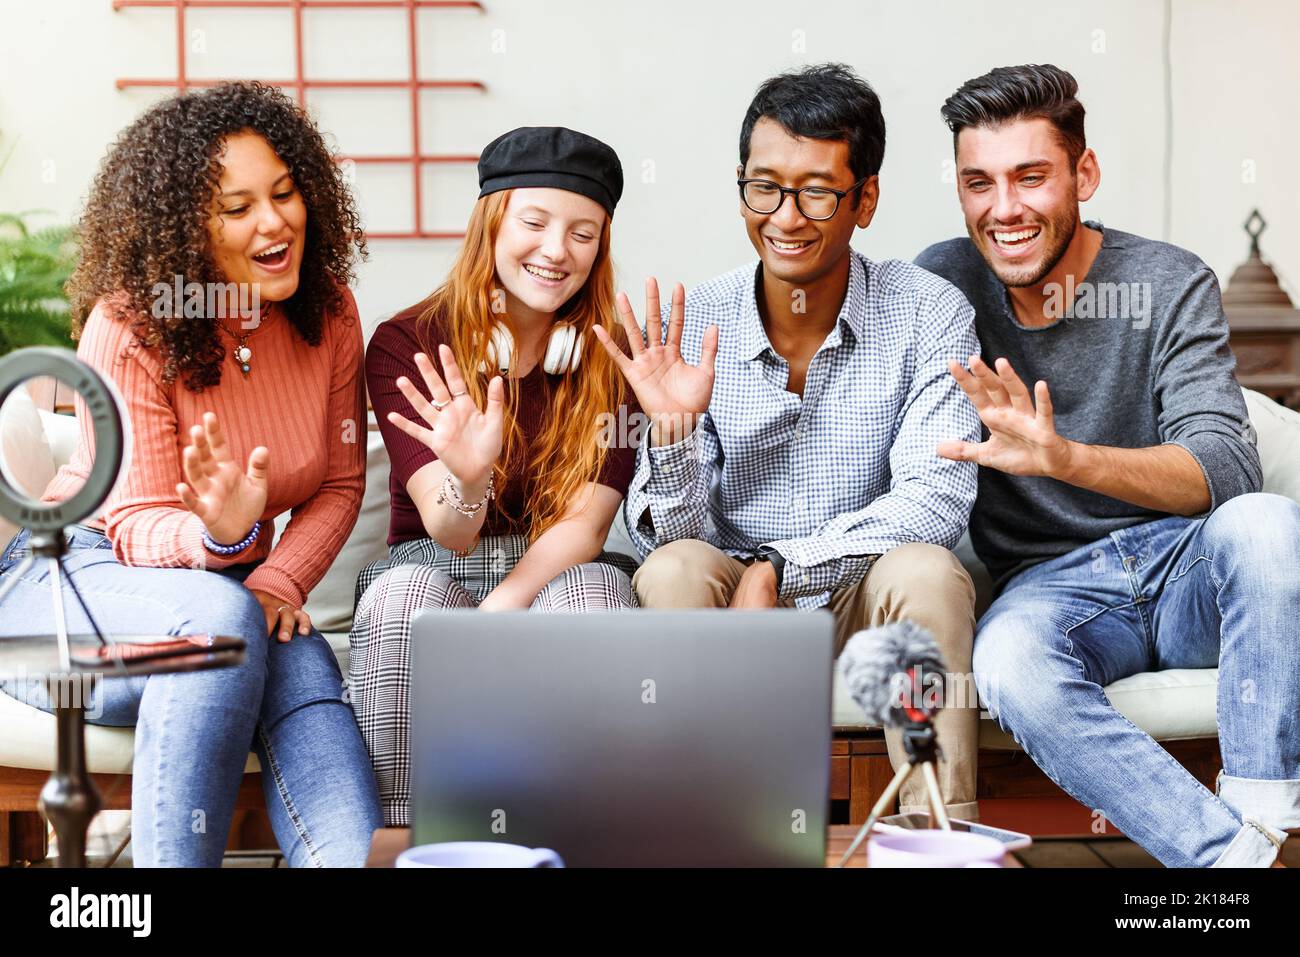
[632,539,980,821]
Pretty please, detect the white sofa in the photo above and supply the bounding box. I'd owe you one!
[2,387,1299,778]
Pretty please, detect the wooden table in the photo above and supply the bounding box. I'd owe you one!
[367,825,1021,868]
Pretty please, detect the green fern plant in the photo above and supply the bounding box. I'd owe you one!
[0,211,77,355]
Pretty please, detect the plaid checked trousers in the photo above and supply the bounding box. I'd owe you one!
[347,535,637,825]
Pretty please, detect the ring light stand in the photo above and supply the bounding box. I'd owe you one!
[0,348,245,866]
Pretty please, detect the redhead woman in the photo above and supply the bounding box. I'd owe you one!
[355,127,639,825]
[0,81,382,866]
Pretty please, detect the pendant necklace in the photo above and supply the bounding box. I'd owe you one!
[231,330,253,377]
[220,303,271,378]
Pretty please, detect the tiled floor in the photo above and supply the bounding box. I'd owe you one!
[27,811,1298,868]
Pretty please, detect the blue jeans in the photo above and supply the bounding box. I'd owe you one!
[0,526,382,867]
[973,492,1300,867]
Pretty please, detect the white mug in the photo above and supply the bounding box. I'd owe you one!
[867,830,1005,868]
[396,841,564,868]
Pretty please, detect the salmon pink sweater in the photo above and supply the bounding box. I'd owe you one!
[42,292,366,608]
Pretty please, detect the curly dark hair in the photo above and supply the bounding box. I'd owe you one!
[65,81,367,391]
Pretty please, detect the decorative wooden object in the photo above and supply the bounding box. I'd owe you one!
[1223,209,1300,409]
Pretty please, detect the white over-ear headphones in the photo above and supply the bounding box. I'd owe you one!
[478,323,584,375]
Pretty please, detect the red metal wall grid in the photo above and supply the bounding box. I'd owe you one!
[113,0,488,239]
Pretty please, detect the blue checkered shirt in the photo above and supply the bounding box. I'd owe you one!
[623,250,981,608]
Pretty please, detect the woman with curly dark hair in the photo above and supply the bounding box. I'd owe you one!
[0,81,382,866]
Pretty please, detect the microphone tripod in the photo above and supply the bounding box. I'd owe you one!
[837,669,951,868]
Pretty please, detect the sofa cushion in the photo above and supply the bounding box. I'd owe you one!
[37,407,79,469]
[1245,387,1300,502]
[831,661,1219,745]
[0,388,58,552]
[325,630,350,678]
[976,668,1221,748]
[0,679,263,774]
[0,637,1215,773]
[273,416,391,634]
[0,631,351,775]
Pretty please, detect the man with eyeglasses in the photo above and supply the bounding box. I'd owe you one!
[597,63,984,822]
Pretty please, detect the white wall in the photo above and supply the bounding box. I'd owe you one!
[2,0,1297,324]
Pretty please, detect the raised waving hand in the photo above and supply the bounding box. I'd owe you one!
[386,343,506,485]
[176,411,268,545]
[592,278,718,446]
[937,355,1072,477]
[176,412,311,641]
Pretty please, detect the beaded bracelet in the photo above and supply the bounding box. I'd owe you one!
[203,521,261,556]
[437,472,495,518]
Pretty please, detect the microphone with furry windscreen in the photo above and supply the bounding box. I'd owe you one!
[839,619,948,726]
[835,621,953,867]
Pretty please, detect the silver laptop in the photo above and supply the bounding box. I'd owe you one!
[409,609,833,867]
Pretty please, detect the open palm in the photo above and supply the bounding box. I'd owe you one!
[938,356,1072,477]
[387,343,505,484]
[176,411,268,544]
[593,278,718,444]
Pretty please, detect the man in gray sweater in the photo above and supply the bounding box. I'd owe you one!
[916,63,1300,867]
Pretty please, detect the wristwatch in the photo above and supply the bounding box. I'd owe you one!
[756,545,786,592]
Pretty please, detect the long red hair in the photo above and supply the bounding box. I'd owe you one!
[417,190,629,541]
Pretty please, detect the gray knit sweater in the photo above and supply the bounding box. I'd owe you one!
[916,222,1261,592]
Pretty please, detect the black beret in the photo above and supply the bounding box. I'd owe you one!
[477,126,623,217]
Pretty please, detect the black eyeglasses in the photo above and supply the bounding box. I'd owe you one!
[737,176,869,221]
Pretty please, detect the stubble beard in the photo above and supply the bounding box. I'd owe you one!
[971,205,1078,289]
